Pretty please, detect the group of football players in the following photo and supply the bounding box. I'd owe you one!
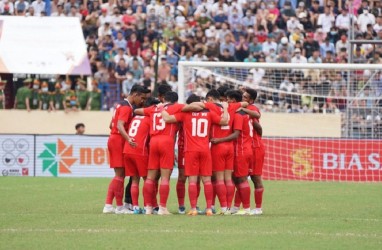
[102,83,265,216]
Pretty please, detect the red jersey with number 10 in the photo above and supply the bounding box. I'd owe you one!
[174,110,221,152]
[110,100,134,135]
[233,111,253,156]
[143,103,184,138]
[204,102,241,139]
[123,115,150,156]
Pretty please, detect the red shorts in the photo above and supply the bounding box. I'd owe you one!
[124,154,148,177]
[234,154,252,177]
[148,136,175,170]
[251,146,265,176]
[211,142,234,172]
[184,151,212,176]
[177,148,184,169]
[107,134,125,168]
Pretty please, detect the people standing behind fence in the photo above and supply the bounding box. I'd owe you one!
[52,83,65,111]
[0,80,6,109]
[30,79,40,110]
[14,78,32,111]
[39,81,53,111]
[87,80,102,110]
[76,79,90,110]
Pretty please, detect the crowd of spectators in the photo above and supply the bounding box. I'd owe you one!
[0,0,381,118]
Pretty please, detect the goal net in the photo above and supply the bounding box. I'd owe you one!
[177,62,382,182]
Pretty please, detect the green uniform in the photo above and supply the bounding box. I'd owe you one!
[30,89,40,110]
[39,92,52,110]
[76,90,89,110]
[52,91,65,110]
[89,90,101,111]
[15,86,32,109]
[64,90,79,109]
[0,90,4,109]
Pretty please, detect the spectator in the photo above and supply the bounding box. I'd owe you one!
[336,8,355,34]
[0,80,6,109]
[87,81,102,110]
[303,33,320,58]
[75,123,85,135]
[127,33,141,57]
[249,36,263,58]
[14,79,32,111]
[130,57,143,81]
[291,48,307,63]
[317,6,335,33]
[220,34,235,57]
[322,51,336,63]
[114,58,128,84]
[336,34,349,55]
[52,83,65,111]
[31,0,45,16]
[14,0,29,15]
[358,7,376,33]
[76,80,89,110]
[30,79,40,110]
[277,37,294,57]
[51,4,65,17]
[262,34,278,56]
[374,16,382,33]
[320,37,335,57]
[266,48,277,63]
[277,48,291,63]
[213,9,228,29]
[158,57,171,82]
[287,16,301,34]
[308,50,322,63]
[193,48,208,61]
[309,0,324,27]
[219,48,235,61]
[114,32,127,50]
[241,10,256,28]
[234,34,249,61]
[353,46,367,63]
[314,28,327,44]
[64,0,78,15]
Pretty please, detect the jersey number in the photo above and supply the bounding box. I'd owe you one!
[153,113,165,131]
[191,118,208,137]
[249,120,254,137]
[128,119,141,137]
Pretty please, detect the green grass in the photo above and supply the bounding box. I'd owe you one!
[0,177,381,250]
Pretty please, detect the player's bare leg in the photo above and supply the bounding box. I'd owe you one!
[176,168,187,214]
[143,169,158,214]
[214,171,228,214]
[250,175,264,215]
[233,176,251,215]
[158,168,172,215]
[104,167,128,214]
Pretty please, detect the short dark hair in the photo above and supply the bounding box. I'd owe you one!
[144,97,160,107]
[245,88,257,101]
[158,84,172,97]
[217,86,230,98]
[186,94,201,104]
[226,90,242,102]
[206,89,220,100]
[75,123,85,130]
[130,84,150,94]
[164,91,178,103]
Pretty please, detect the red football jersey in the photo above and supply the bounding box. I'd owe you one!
[233,111,253,156]
[110,99,134,135]
[204,102,241,139]
[144,103,184,138]
[177,124,184,153]
[174,109,221,152]
[247,104,263,148]
[123,115,150,156]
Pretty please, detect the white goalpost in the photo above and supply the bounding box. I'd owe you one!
[177,61,382,182]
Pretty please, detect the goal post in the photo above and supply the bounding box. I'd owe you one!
[177,61,382,182]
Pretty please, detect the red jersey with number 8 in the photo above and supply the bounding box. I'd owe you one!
[123,115,150,156]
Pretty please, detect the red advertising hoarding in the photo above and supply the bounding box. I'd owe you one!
[263,138,382,181]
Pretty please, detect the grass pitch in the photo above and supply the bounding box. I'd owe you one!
[0,177,381,250]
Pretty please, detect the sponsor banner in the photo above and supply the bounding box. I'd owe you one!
[35,135,112,177]
[263,138,382,181]
[0,135,34,176]
[0,16,91,75]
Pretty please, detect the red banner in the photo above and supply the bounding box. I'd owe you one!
[263,138,382,181]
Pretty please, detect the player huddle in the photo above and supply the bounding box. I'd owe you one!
[103,83,265,216]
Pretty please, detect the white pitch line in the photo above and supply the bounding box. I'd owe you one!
[1,228,382,239]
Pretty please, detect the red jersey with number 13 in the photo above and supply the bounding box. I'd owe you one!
[144,103,184,138]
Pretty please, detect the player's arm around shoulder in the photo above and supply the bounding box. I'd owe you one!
[181,102,204,112]
[218,102,229,125]
[161,110,178,123]
[240,106,261,119]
